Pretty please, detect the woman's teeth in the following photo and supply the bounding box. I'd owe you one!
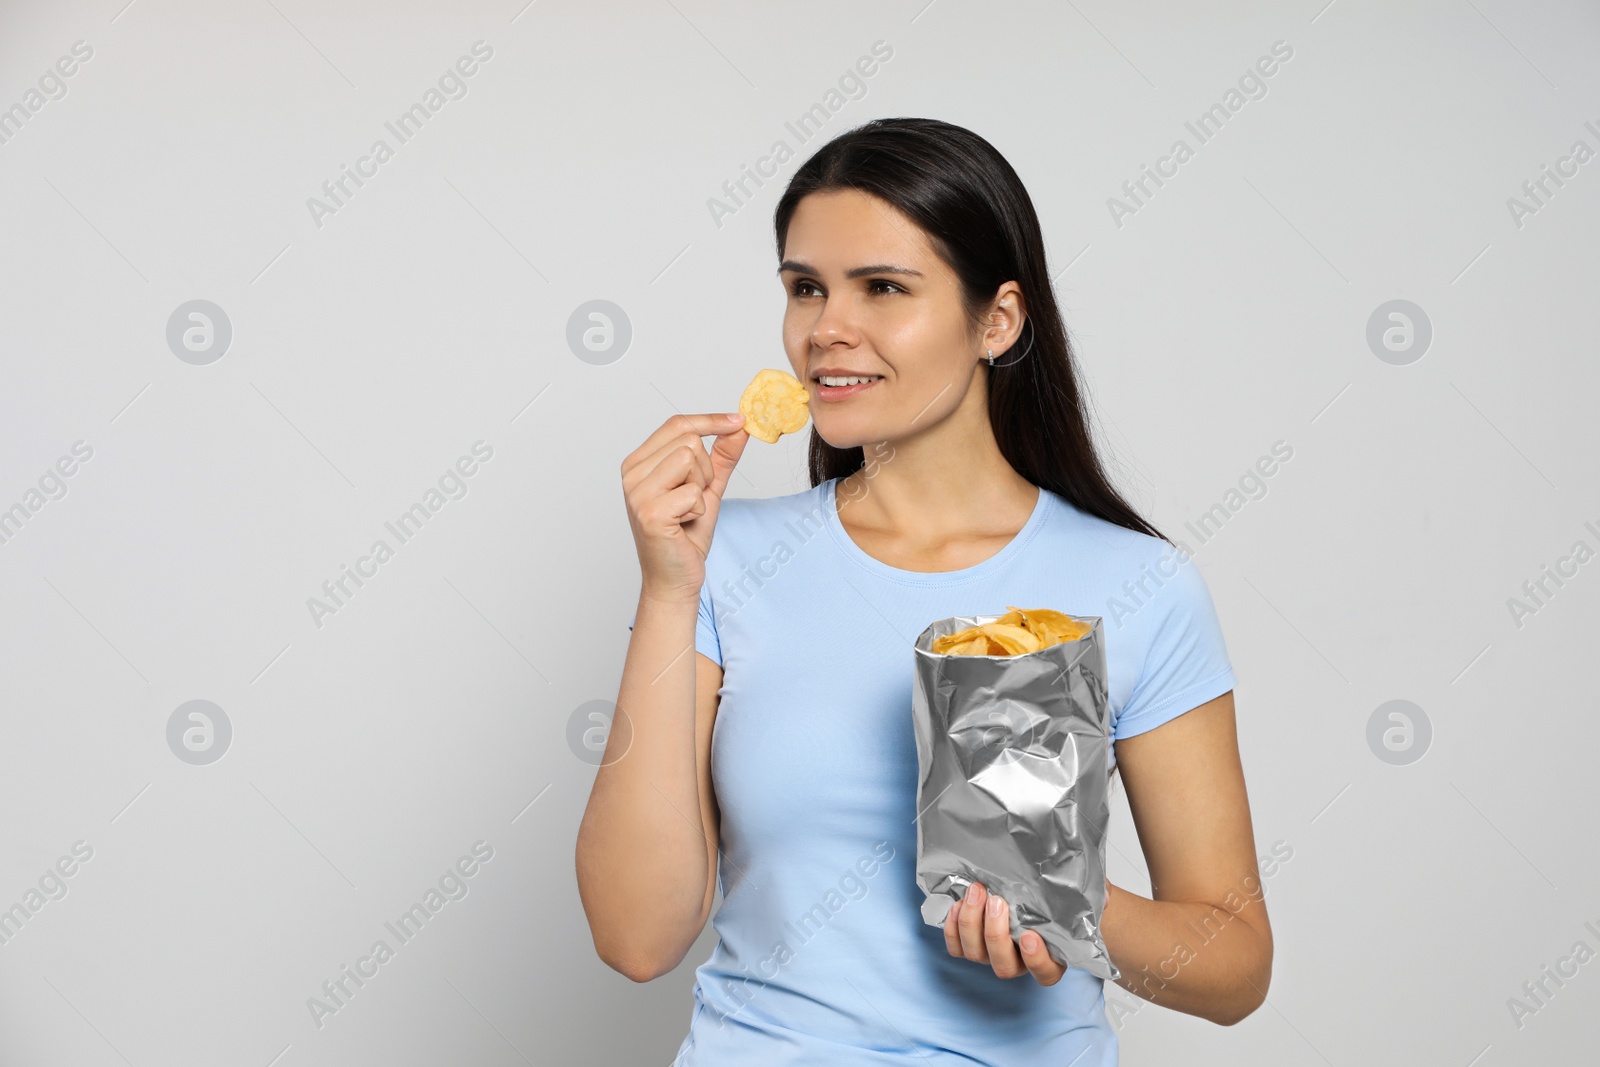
[819,375,883,386]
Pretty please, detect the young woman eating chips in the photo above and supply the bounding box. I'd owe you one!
[581,117,1273,1065]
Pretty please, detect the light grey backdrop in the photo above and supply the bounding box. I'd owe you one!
[1,0,1596,1064]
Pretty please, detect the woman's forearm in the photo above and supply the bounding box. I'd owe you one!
[1101,880,1273,1024]
[575,592,715,981]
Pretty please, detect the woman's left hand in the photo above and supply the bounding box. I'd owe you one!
[942,880,1065,986]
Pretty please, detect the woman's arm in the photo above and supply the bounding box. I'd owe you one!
[1102,690,1273,1024]
[575,595,724,982]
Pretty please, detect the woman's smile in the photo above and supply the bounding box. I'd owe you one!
[814,374,884,402]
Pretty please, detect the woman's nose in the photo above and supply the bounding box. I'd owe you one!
[811,297,859,346]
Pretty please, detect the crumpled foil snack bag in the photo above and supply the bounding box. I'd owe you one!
[911,611,1119,981]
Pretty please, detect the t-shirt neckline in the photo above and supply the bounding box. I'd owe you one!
[822,476,1052,586]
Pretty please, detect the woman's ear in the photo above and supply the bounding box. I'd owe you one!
[983,284,1027,354]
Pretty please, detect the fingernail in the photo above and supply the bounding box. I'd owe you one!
[963,882,977,902]
[725,413,743,422]
[986,895,1001,917]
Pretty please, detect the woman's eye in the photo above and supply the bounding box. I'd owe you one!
[788,279,901,297]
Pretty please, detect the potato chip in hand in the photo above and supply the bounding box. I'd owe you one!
[738,369,811,444]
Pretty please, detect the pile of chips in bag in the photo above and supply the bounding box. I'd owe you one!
[929,605,1092,656]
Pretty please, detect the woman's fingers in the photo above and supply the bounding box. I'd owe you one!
[956,882,989,961]
[631,455,703,529]
[702,419,749,502]
[660,481,706,523]
[628,438,711,524]
[943,882,1068,986]
[983,897,1027,979]
[642,437,712,495]
[622,413,745,482]
[622,419,729,497]
[1018,929,1067,986]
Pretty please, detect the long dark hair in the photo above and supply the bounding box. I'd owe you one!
[774,117,1169,546]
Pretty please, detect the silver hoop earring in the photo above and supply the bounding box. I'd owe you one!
[987,320,1036,369]
[985,348,995,366]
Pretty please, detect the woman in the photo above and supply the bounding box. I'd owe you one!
[578,117,1272,1064]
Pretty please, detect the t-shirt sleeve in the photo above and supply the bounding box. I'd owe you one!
[627,580,722,667]
[1113,555,1237,741]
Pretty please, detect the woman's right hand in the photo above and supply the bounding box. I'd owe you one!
[622,412,749,604]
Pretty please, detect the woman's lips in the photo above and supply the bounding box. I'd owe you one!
[815,377,882,402]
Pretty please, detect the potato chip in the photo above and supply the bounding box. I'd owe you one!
[1008,606,1092,646]
[738,369,811,444]
[931,606,1092,657]
[980,623,1044,656]
[931,628,979,654]
[946,634,993,656]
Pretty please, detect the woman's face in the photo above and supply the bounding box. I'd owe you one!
[779,189,985,451]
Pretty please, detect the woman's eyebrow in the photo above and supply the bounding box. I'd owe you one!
[777,260,924,279]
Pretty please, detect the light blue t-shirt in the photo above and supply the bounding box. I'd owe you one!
[627,476,1237,1065]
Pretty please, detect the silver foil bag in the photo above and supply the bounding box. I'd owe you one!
[911,611,1119,982]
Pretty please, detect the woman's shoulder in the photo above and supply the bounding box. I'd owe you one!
[1040,488,1183,566]
[1037,489,1215,622]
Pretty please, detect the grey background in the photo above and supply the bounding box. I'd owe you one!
[1,0,1595,1064]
